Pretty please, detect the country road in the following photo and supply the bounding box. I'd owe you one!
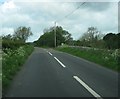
[4,47,118,97]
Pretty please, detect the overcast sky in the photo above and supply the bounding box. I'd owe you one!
[0,0,118,42]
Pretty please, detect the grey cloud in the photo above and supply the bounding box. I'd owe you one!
[0,1,118,42]
[75,2,111,12]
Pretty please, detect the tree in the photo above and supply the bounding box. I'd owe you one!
[38,31,54,47]
[117,33,120,48]
[79,27,103,47]
[2,34,12,40]
[103,33,119,49]
[2,34,25,49]
[13,26,33,42]
[35,26,73,47]
[80,27,101,42]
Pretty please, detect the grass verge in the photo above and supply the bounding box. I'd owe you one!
[2,45,34,92]
[55,47,120,72]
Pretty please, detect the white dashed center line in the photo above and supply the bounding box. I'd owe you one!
[46,50,102,98]
[73,76,102,98]
[54,57,66,68]
[48,52,53,56]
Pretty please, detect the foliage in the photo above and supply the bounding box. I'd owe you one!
[74,27,119,50]
[34,26,73,47]
[2,39,25,50]
[13,26,33,42]
[56,47,120,72]
[2,45,34,91]
[103,33,120,49]
[73,39,105,48]
[36,31,55,47]
[77,27,105,48]
[80,27,103,41]
[1,27,32,49]
[1,26,34,93]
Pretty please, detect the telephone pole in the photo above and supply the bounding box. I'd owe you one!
[54,21,56,48]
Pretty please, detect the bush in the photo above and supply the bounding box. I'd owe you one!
[2,45,34,91]
[2,40,25,50]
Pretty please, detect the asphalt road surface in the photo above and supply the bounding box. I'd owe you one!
[4,47,119,98]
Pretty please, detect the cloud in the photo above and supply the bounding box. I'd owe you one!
[1,0,19,13]
[56,2,118,39]
[1,27,14,36]
[11,0,119,2]
[0,0,118,42]
[80,2,111,12]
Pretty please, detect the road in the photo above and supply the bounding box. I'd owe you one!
[4,47,118,98]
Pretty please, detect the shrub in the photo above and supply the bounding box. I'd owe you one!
[2,45,34,90]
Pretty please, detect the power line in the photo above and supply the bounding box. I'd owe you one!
[54,2,86,47]
[56,2,86,23]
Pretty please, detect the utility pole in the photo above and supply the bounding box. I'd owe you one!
[54,21,56,48]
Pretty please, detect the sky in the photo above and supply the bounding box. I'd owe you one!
[0,0,119,42]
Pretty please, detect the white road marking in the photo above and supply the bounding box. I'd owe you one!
[73,76,102,98]
[54,57,66,68]
[48,52,52,56]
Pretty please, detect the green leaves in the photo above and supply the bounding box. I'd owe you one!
[2,45,34,90]
[13,26,33,42]
[34,26,73,47]
[103,33,120,49]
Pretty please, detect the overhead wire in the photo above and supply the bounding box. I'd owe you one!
[56,2,86,23]
[53,2,86,47]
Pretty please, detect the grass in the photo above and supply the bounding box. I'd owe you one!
[0,49,2,85]
[2,45,34,92]
[55,47,120,72]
